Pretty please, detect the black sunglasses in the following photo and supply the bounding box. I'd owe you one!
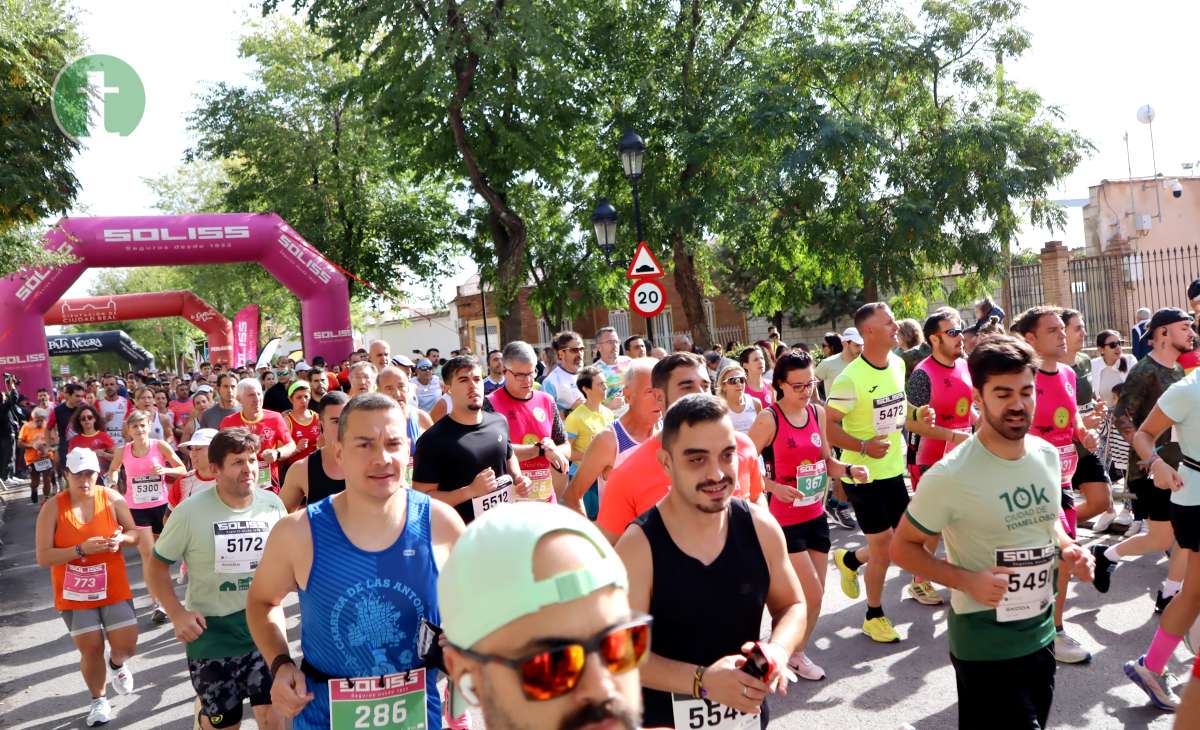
[1102,341,1124,349]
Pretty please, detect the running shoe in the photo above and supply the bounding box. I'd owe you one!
[1053,631,1091,664]
[906,579,944,605]
[86,697,112,726]
[833,549,861,600]
[828,503,857,530]
[788,651,826,681]
[1093,510,1118,533]
[1091,545,1117,593]
[151,605,169,625]
[111,662,134,696]
[825,499,846,527]
[1113,509,1134,528]
[1124,519,1144,537]
[862,616,901,643]
[1125,655,1180,711]
[1155,590,1174,614]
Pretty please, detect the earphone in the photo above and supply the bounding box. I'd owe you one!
[458,674,480,706]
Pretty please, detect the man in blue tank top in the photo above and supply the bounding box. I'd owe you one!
[616,394,806,728]
[246,393,467,729]
[439,502,647,729]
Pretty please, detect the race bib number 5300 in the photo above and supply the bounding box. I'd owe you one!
[871,392,905,436]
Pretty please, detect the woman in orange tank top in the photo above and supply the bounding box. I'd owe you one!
[35,447,143,725]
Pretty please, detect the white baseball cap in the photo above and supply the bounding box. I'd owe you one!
[841,327,864,345]
[179,428,219,449]
[66,447,100,474]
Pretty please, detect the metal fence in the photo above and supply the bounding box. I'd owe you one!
[1007,262,1044,317]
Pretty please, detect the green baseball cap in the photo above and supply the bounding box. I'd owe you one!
[438,502,628,650]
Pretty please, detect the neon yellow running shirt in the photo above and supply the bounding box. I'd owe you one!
[827,352,907,480]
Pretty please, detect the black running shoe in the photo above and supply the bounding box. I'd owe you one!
[1091,545,1116,593]
[1156,590,1174,614]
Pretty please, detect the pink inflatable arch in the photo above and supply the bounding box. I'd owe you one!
[0,213,352,394]
[44,291,234,365]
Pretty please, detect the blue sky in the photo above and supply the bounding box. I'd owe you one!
[63,0,1198,301]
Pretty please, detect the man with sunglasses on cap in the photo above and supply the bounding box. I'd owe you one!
[439,502,647,730]
[247,393,466,729]
[617,394,805,728]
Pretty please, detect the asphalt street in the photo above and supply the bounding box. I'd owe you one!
[0,481,1190,730]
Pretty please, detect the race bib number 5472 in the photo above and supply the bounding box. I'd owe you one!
[871,392,905,436]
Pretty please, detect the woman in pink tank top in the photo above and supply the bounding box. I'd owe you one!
[748,351,868,681]
[739,344,775,407]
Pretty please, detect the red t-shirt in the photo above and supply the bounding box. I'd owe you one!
[69,431,116,454]
[219,410,294,490]
[168,400,194,427]
[284,410,321,464]
[596,431,764,537]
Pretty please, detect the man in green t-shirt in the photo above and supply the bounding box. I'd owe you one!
[892,335,1094,729]
[826,302,932,644]
[145,428,286,730]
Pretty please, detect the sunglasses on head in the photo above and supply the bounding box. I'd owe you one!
[454,615,651,702]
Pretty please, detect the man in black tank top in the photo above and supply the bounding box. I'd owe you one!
[279,391,348,511]
[616,394,806,728]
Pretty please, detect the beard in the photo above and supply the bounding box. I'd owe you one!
[467,403,482,412]
[983,405,1030,441]
[693,476,735,513]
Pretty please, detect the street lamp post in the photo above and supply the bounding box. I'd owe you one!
[590,198,619,267]
[618,128,646,243]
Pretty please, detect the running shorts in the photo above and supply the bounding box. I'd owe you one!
[843,476,909,535]
[60,599,136,638]
[130,504,168,535]
[781,514,831,554]
[951,644,1055,730]
[1070,448,1110,488]
[1129,477,1172,522]
[188,651,272,729]
[1171,503,1200,552]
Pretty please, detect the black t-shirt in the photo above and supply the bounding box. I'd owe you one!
[263,382,291,413]
[412,411,513,524]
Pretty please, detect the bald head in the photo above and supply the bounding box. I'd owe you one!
[368,340,391,369]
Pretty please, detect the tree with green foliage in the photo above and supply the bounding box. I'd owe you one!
[187,17,468,304]
[0,0,85,273]
[270,0,613,343]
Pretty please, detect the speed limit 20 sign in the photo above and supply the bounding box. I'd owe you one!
[628,278,667,318]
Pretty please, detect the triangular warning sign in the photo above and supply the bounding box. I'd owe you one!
[625,241,664,280]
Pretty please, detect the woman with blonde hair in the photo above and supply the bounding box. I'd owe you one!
[718,365,761,433]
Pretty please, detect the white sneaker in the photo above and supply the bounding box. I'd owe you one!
[86,697,112,726]
[1093,510,1118,533]
[1114,509,1134,528]
[1124,519,1145,537]
[788,651,826,681]
[1054,631,1091,664]
[111,662,134,695]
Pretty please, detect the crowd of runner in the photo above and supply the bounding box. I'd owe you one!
[19,286,1200,729]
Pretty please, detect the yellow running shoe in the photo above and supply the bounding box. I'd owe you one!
[862,616,901,643]
[907,579,944,605]
[833,548,861,600]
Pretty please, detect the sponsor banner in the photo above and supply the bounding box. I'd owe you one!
[233,304,260,368]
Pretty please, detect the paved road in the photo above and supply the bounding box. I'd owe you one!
[0,482,1189,729]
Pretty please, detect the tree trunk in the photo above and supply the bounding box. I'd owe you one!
[861,262,879,303]
[484,210,525,345]
[672,241,712,350]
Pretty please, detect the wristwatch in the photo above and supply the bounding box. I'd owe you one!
[536,442,545,458]
[271,654,296,679]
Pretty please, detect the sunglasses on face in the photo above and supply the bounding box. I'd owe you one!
[940,328,964,338]
[1102,341,1123,349]
[562,347,585,354]
[454,616,651,702]
[79,415,95,421]
[723,376,746,385]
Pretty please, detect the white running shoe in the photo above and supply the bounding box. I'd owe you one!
[86,697,112,726]
[111,662,134,695]
[788,651,826,681]
[1053,631,1091,664]
[1113,509,1134,528]
[1125,655,1180,711]
[1124,519,1145,537]
[1093,510,1118,533]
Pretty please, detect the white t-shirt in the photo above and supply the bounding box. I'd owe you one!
[542,366,583,414]
[1156,371,1200,506]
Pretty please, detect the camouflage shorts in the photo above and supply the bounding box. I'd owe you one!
[187,651,271,728]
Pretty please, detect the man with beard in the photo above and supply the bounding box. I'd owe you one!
[412,356,530,524]
[97,374,133,448]
[1094,309,1195,612]
[440,503,647,730]
[892,336,1094,729]
[199,374,240,431]
[542,331,587,418]
[617,394,805,728]
[483,350,505,396]
[1011,306,1099,664]
[306,367,328,401]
